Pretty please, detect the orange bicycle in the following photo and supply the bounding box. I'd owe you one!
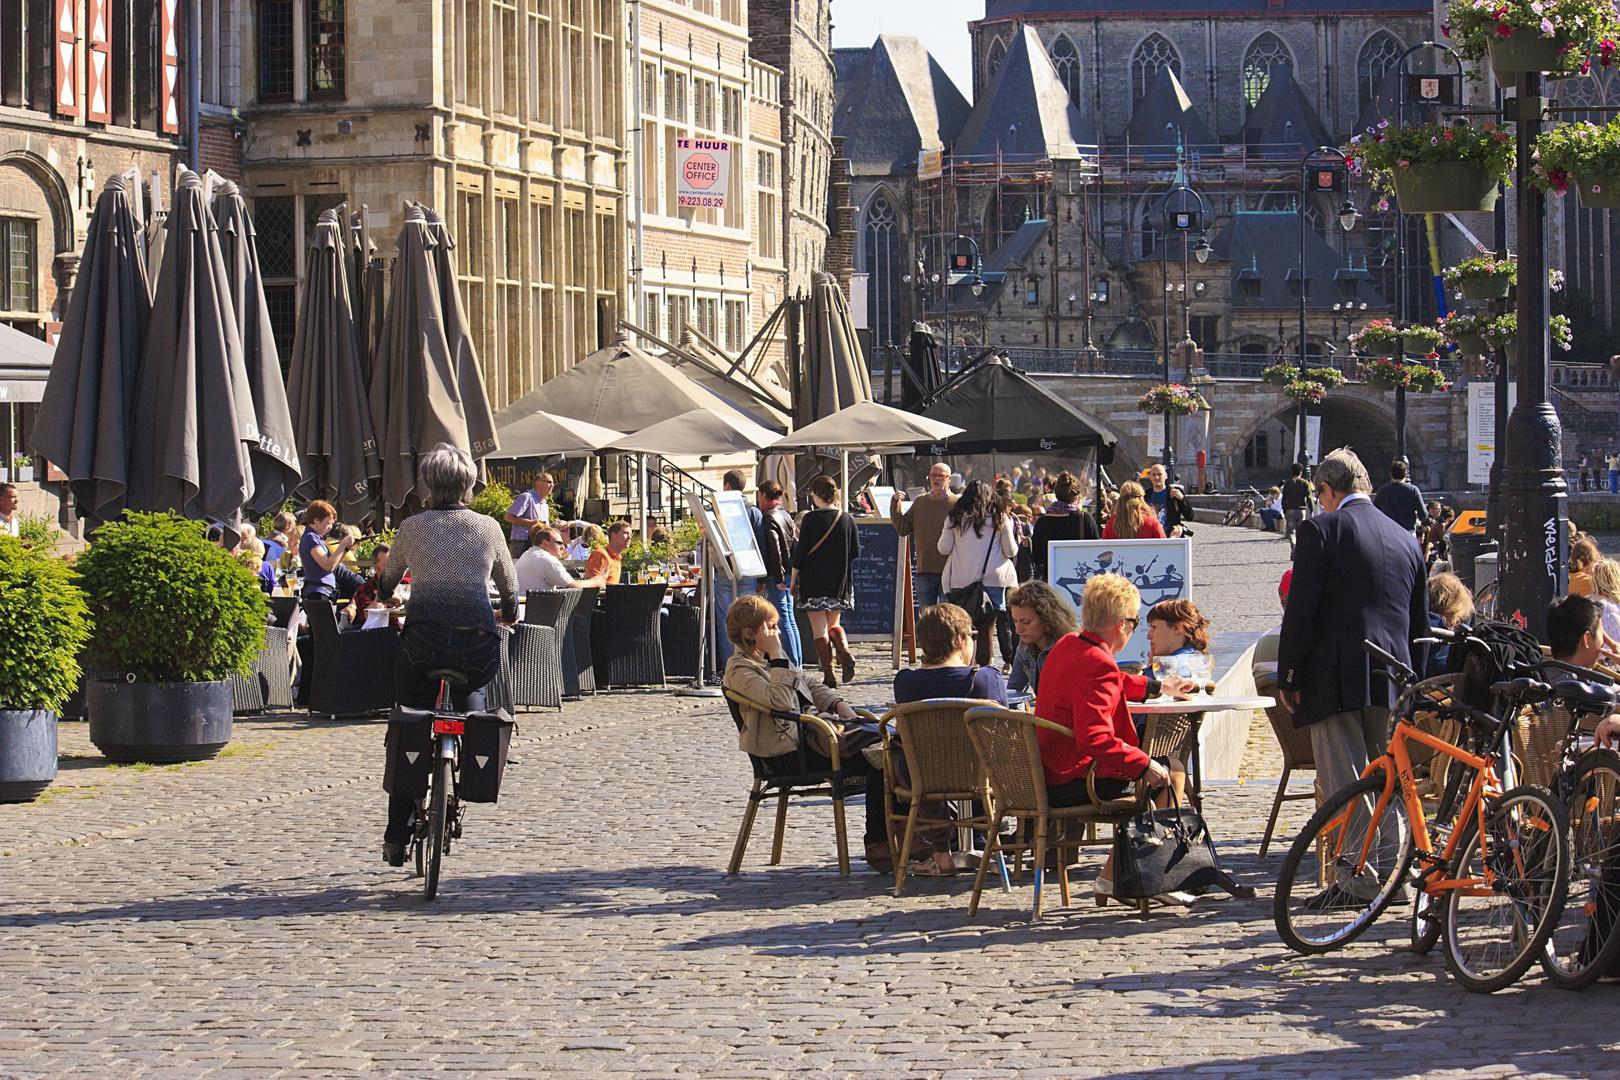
[1274,635,1571,993]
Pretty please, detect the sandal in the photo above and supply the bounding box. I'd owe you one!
[865,843,894,874]
[906,852,960,877]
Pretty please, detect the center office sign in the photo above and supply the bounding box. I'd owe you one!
[676,138,731,209]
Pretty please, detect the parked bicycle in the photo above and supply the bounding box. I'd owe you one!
[1273,628,1572,993]
[1221,488,1263,528]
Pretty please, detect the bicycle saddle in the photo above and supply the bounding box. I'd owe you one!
[1551,678,1618,714]
[427,668,470,686]
[1490,677,1551,701]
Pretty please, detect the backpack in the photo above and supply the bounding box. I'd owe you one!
[1448,619,1545,710]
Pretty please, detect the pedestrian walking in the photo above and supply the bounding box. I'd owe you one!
[503,472,553,560]
[1372,459,1430,534]
[938,479,1018,668]
[793,475,860,687]
[1580,451,1593,492]
[1276,448,1429,905]
[1281,462,1312,550]
[1608,450,1619,494]
[754,479,802,667]
[891,462,957,614]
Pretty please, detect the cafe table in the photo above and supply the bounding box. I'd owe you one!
[1128,694,1274,811]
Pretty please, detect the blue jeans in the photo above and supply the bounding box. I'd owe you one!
[1258,508,1283,531]
[1610,469,1618,495]
[766,583,803,667]
[914,572,943,610]
[713,575,758,664]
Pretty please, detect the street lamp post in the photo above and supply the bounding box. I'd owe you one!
[1297,146,1360,477]
[1155,162,1212,482]
[942,233,986,373]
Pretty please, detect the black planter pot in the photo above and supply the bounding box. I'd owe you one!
[0,709,58,802]
[87,679,233,763]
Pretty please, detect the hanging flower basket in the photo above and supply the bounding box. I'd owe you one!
[1304,366,1346,388]
[1532,118,1620,206]
[1400,325,1445,355]
[1447,0,1620,83]
[1405,365,1448,394]
[1348,318,1401,358]
[1443,254,1516,300]
[1439,310,1493,355]
[1136,383,1203,416]
[1361,356,1412,391]
[1347,120,1513,210]
[1454,330,1490,355]
[1261,363,1298,387]
[1488,29,1573,80]
[1283,380,1328,405]
[1480,311,1574,355]
[1575,174,1620,209]
[1391,160,1500,213]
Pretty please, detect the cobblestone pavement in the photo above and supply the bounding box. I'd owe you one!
[3,525,1615,1079]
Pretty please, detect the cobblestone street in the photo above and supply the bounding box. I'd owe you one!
[2,525,1614,1079]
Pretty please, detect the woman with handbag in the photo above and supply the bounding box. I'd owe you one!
[938,479,1018,668]
[792,474,861,687]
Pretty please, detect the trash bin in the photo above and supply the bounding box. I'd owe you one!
[1448,511,1495,592]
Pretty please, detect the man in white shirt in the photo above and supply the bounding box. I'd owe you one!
[0,483,18,538]
[515,528,604,594]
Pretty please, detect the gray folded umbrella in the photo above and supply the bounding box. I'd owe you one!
[126,169,258,522]
[213,179,301,513]
[803,270,873,425]
[31,175,152,526]
[286,208,381,523]
[370,203,500,509]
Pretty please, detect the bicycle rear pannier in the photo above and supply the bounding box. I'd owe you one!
[1449,619,1545,710]
[458,709,515,804]
[384,706,435,799]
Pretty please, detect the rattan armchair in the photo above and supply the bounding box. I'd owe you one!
[568,586,600,697]
[879,698,1000,897]
[723,688,871,875]
[228,626,296,714]
[964,705,1155,919]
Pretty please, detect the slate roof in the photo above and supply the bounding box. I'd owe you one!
[1242,67,1336,150]
[925,219,1052,315]
[984,0,1429,13]
[1209,212,1388,310]
[954,24,1095,158]
[833,36,972,177]
[1121,66,1218,151]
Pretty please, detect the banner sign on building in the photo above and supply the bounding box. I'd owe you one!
[918,147,943,180]
[1467,380,1517,484]
[675,138,730,209]
[1146,414,1165,460]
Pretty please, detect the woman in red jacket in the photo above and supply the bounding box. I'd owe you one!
[1102,481,1166,540]
[1034,572,1193,903]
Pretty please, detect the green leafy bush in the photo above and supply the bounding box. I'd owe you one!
[17,512,56,549]
[670,516,704,554]
[75,512,265,683]
[356,528,395,562]
[0,535,91,711]
[470,480,514,540]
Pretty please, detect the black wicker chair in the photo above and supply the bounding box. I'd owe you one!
[269,595,300,628]
[591,584,667,689]
[303,598,397,717]
[483,625,518,714]
[723,689,870,875]
[505,624,563,709]
[229,625,279,714]
[661,604,702,679]
[569,586,600,696]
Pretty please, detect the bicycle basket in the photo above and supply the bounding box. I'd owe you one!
[1449,619,1545,711]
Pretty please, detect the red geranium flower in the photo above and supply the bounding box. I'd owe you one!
[1495,21,1515,38]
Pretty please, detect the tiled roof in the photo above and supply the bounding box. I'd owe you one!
[1242,66,1336,149]
[954,24,1095,158]
[833,36,972,177]
[1121,66,1218,149]
[1210,211,1388,310]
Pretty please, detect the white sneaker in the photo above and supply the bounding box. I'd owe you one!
[1153,890,1199,906]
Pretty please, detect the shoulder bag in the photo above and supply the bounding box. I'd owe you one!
[1111,788,1255,901]
[942,529,996,624]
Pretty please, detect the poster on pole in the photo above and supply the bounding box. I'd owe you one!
[1467,381,1517,484]
[675,138,731,209]
[1046,538,1192,668]
[1305,415,1322,465]
[1146,414,1166,460]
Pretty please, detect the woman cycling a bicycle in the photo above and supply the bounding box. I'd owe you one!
[377,443,519,867]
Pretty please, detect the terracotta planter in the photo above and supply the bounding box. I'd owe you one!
[1391,161,1499,213]
[1459,271,1513,300]
[1488,30,1573,80]
[1575,174,1620,210]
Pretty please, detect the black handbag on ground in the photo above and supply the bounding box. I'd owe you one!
[942,531,997,623]
[1111,790,1254,900]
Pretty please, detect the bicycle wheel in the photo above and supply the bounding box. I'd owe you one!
[423,758,452,901]
[412,799,426,877]
[1411,886,1444,955]
[1222,507,1242,527]
[1443,785,1570,993]
[1541,750,1620,990]
[1275,772,1415,954]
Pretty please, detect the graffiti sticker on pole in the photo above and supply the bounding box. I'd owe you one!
[676,138,730,209]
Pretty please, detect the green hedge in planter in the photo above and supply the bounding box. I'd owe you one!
[0,536,91,711]
[76,512,265,684]
[469,479,515,541]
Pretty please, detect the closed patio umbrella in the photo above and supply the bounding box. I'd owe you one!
[422,206,499,460]
[613,409,781,458]
[126,168,259,523]
[494,409,625,458]
[370,203,500,510]
[286,208,381,523]
[213,179,301,513]
[32,175,152,526]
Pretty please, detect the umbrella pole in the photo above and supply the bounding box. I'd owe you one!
[638,454,648,540]
[673,538,721,698]
[839,450,849,511]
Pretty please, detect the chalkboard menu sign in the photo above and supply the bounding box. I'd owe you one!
[846,522,900,639]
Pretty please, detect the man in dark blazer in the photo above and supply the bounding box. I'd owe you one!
[1278,448,1429,903]
[1372,459,1430,534]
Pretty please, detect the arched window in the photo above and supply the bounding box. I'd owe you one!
[1050,35,1082,108]
[1242,33,1293,109]
[1357,32,1402,114]
[1131,34,1180,106]
[864,196,903,350]
[986,37,1007,84]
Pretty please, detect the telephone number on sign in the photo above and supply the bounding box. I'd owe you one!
[677,195,726,208]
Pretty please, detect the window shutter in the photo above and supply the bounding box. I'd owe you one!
[55,0,78,116]
[86,0,108,121]
[159,0,180,133]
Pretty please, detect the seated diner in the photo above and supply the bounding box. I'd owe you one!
[1005,580,1076,697]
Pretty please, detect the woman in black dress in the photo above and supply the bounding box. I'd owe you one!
[1030,470,1099,582]
[792,474,861,687]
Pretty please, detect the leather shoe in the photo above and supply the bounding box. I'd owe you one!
[383,841,407,867]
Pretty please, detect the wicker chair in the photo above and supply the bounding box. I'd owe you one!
[269,595,300,629]
[228,626,295,714]
[1259,704,1318,858]
[1517,704,1572,790]
[569,586,600,697]
[505,624,563,709]
[723,689,871,875]
[302,598,397,717]
[879,698,1000,897]
[592,584,667,689]
[964,705,1155,919]
[483,625,518,714]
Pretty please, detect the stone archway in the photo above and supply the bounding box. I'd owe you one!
[1230,389,1415,482]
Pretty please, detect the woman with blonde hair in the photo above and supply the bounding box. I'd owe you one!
[1587,558,1620,651]
[1102,480,1165,540]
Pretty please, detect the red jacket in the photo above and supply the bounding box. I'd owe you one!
[1034,632,1151,787]
[1102,513,1165,540]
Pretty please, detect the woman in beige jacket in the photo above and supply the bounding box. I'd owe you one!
[722,594,890,871]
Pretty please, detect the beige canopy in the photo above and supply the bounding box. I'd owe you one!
[767,400,964,452]
[495,410,626,458]
[614,409,781,458]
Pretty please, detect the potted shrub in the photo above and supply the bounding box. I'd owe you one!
[1481,311,1573,355]
[1443,254,1517,300]
[1399,323,1446,356]
[1136,383,1204,415]
[1439,310,1494,355]
[76,512,266,763]
[1533,117,1620,209]
[1349,318,1402,357]
[1283,380,1328,405]
[0,536,91,802]
[1346,120,1514,213]
[12,452,31,483]
[1447,0,1620,81]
